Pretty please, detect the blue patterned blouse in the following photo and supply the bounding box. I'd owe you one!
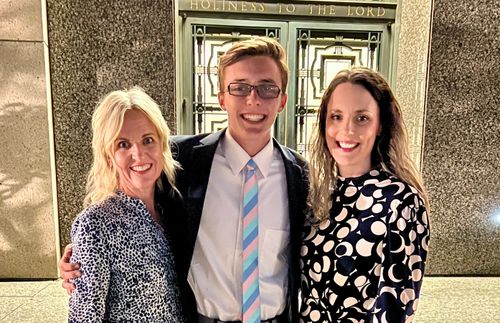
[68,190,184,322]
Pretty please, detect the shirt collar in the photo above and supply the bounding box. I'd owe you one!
[221,130,274,178]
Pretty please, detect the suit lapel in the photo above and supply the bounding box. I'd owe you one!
[273,139,305,237]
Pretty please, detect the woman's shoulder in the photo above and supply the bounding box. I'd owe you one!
[369,170,424,206]
[378,174,425,214]
[72,194,126,230]
[384,171,418,190]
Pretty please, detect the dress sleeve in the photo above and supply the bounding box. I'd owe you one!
[68,210,111,322]
[370,192,430,323]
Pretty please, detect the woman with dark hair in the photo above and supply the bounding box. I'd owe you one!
[300,67,430,322]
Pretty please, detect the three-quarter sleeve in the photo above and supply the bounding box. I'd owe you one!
[370,192,430,322]
[68,211,111,323]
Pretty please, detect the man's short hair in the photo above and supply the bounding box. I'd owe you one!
[218,37,289,93]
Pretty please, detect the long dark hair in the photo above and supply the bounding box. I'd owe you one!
[308,67,429,222]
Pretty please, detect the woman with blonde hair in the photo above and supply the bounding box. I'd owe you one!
[68,87,184,322]
[300,67,430,322]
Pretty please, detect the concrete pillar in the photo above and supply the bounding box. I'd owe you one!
[0,0,59,278]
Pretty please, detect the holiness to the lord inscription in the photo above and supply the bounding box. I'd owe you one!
[182,0,395,19]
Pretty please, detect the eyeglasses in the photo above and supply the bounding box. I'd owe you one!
[226,82,281,99]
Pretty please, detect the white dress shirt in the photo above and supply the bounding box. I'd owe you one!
[188,131,290,321]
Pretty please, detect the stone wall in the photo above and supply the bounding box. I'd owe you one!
[423,0,500,274]
[46,0,177,249]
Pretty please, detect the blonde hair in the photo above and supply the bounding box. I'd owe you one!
[84,87,179,206]
[218,37,288,93]
[308,67,429,222]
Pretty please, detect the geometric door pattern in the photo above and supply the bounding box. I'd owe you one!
[189,24,381,157]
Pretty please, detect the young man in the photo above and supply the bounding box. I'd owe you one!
[60,37,308,323]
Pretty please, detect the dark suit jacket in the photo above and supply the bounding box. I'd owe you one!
[162,129,308,323]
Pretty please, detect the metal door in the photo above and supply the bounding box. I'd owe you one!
[178,18,391,156]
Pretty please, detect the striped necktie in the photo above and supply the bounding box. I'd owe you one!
[242,159,261,323]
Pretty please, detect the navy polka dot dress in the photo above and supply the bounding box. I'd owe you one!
[68,191,184,322]
[300,169,430,323]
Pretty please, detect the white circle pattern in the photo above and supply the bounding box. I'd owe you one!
[300,169,430,322]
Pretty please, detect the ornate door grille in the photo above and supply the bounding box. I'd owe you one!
[191,25,281,134]
[294,29,382,157]
[186,24,384,157]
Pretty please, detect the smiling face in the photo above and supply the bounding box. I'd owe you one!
[325,82,381,178]
[112,109,163,198]
[217,55,287,156]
